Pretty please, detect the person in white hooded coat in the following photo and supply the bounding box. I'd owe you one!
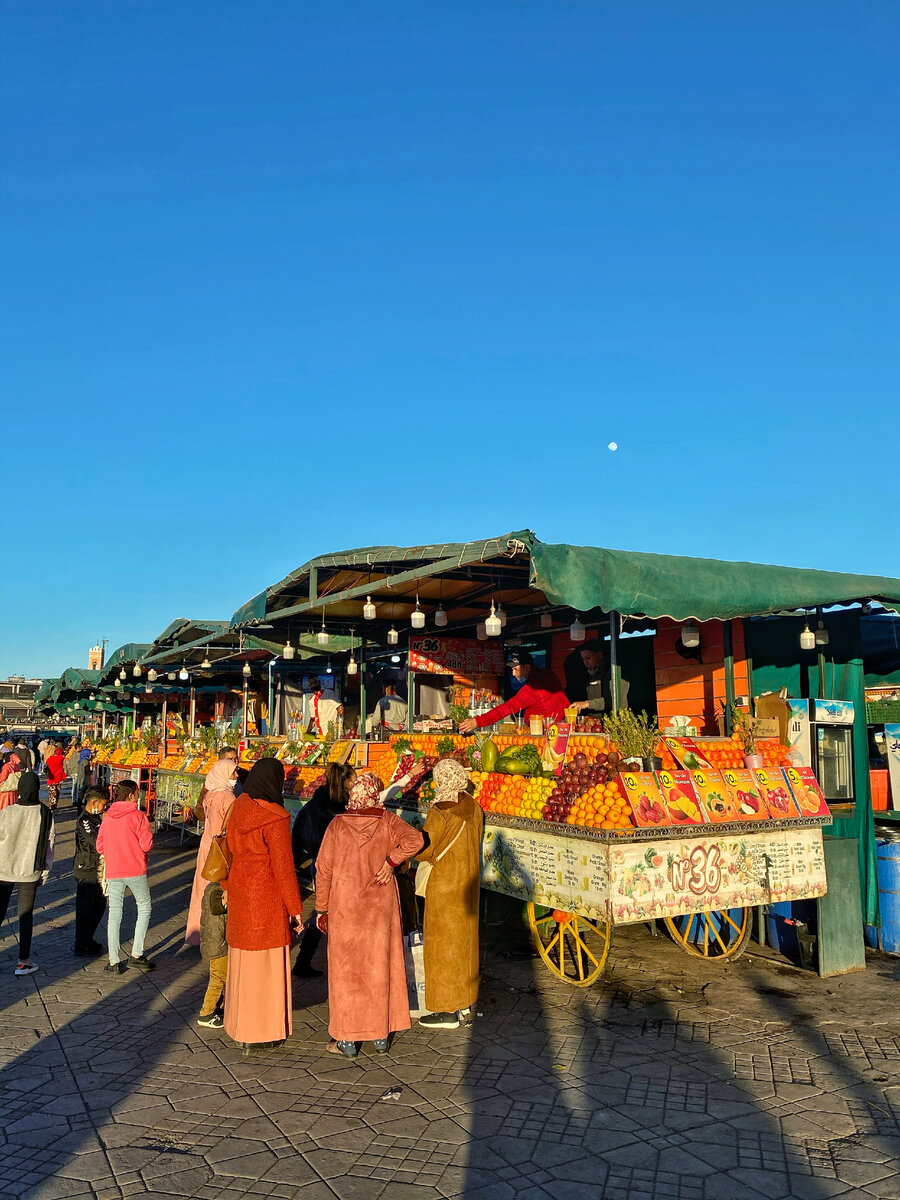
[0,771,54,975]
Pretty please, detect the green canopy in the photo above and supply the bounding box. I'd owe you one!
[98,643,153,684]
[529,540,900,621]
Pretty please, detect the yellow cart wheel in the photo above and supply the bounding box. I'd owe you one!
[527,903,611,986]
[663,907,751,961]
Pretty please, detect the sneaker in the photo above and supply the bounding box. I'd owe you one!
[15,961,38,976]
[127,956,155,972]
[104,960,126,975]
[418,1011,460,1029]
[197,1012,224,1028]
[373,1037,390,1054]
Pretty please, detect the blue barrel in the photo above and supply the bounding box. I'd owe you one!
[876,838,900,955]
[765,900,817,963]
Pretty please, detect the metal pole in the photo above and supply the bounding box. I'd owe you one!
[817,649,827,700]
[723,620,735,734]
[189,687,196,736]
[268,658,279,737]
[407,668,415,733]
[242,677,249,740]
[161,696,167,754]
[359,647,367,742]
[609,611,621,711]
[131,698,137,736]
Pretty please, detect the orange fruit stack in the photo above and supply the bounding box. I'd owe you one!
[566,778,634,830]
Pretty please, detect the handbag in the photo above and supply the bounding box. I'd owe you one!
[414,821,465,898]
[201,803,235,883]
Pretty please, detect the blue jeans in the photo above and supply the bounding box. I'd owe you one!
[106,875,151,964]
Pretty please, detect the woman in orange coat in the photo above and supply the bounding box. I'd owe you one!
[223,759,302,1050]
[315,772,423,1057]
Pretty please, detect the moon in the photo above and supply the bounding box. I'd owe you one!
[608,442,618,452]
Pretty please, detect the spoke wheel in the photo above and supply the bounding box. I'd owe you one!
[663,907,751,961]
[527,903,611,986]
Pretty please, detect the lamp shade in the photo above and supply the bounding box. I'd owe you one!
[283,640,295,660]
[347,656,358,675]
[681,621,700,648]
[569,616,586,642]
[363,596,376,620]
[411,605,425,629]
[387,626,399,645]
[815,622,829,646]
[476,623,487,641]
[167,672,176,682]
[242,661,251,677]
[497,605,507,628]
[179,667,189,681]
[485,604,502,637]
[119,669,127,681]
[132,664,142,677]
[317,627,329,646]
[434,607,448,627]
[147,668,158,682]
[800,624,816,651]
[201,656,211,669]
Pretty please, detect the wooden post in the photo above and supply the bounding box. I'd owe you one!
[723,620,735,735]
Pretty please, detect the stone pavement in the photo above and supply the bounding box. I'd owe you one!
[1,801,900,1200]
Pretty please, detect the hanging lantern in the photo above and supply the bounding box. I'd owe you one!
[147,668,158,682]
[283,639,295,660]
[118,668,127,681]
[411,595,425,629]
[815,621,829,646]
[325,660,333,674]
[390,653,401,664]
[434,606,448,627]
[363,595,377,620]
[569,615,586,642]
[540,612,553,628]
[179,666,190,681]
[347,655,358,675]
[387,626,399,646]
[497,605,507,628]
[485,604,502,637]
[800,623,816,651]
[242,661,251,678]
[132,663,142,677]
[681,621,700,648]
[167,672,176,682]
[476,623,487,641]
[144,684,152,694]
[317,613,329,646]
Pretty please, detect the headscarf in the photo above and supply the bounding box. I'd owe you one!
[242,758,285,807]
[206,758,238,794]
[433,757,469,805]
[16,771,53,873]
[347,771,384,811]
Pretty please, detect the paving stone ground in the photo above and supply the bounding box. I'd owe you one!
[2,792,900,1200]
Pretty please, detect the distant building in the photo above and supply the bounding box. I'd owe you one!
[0,677,42,724]
[88,643,105,670]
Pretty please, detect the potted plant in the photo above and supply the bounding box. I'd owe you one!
[603,708,643,770]
[634,710,663,771]
[732,704,764,768]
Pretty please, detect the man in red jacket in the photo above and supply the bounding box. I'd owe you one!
[458,651,583,734]
[96,779,154,974]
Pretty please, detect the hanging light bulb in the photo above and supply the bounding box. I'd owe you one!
[387,626,399,646]
[144,684,152,694]
[147,668,158,682]
[118,668,127,681]
[242,661,251,678]
[325,660,333,674]
[569,615,586,642]
[89,693,95,700]
[347,654,358,675]
[411,594,425,629]
[485,604,502,637]
[363,595,377,620]
[434,606,448,627]
[283,639,295,660]
[317,612,329,646]
[540,611,553,628]
[815,621,829,646]
[497,604,507,628]
[167,671,176,682]
[681,621,700,648]
[476,622,487,641]
[390,654,401,664]
[132,663,142,677]
[179,666,190,681]
[800,623,816,651]
[200,655,211,669]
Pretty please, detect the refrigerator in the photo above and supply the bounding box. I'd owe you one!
[786,699,855,804]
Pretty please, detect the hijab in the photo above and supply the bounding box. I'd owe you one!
[347,771,384,811]
[433,757,469,805]
[206,758,238,794]
[17,771,53,873]
[242,758,285,807]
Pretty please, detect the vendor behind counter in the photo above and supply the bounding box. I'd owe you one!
[458,651,579,734]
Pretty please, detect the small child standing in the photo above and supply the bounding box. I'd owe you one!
[197,881,227,1028]
[73,786,108,957]
[96,779,154,974]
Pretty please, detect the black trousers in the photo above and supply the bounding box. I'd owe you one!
[74,880,107,950]
[295,920,323,969]
[0,879,39,960]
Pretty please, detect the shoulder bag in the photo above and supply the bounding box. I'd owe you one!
[415,819,466,899]
[201,801,235,883]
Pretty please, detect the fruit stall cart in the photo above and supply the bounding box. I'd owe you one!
[93,744,158,814]
[383,729,832,985]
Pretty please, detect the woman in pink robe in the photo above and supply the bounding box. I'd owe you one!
[185,758,238,945]
[315,772,423,1057]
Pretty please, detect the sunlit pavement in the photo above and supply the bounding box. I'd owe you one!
[1,801,900,1200]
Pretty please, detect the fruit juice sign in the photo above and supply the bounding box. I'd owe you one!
[784,767,831,818]
[409,637,505,676]
[721,769,768,821]
[690,769,741,823]
[618,770,670,827]
[753,768,802,820]
[662,737,714,772]
[540,721,572,775]
[655,769,707,826]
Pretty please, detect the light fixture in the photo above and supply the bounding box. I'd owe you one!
[144,684,151,694]
[201,655,211,669]
[800,623,816,651]
[390,653,401,664]
[89,693,95,700]
[74,701,80,710]
[569,615,586,642]
[242,661,251,678]
[541,612,553,628]
[147,668,158,682]
[387,626,399,646]
[485,604,502,638]
[497,605,507,629]
[179,666,190,682]
[167,671,176,682]
[477,622,487,641]
[317,612,329,646]
[411,594,425,629]
[815,620,829,646]
[118,668,127,681]
[133,663,142,677]
[282,639,295,661]
[363,595,377,620]
[347,629,358,675]
[681,621,700,648]
[325,660,333,674]
[434,606,448,627]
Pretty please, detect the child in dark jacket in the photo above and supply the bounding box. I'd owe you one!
[73,787,108,957]
[198,881,227,1028]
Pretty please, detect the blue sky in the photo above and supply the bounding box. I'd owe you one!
[2,2,898,679]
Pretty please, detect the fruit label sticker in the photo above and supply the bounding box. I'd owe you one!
[618,771,670,828]
[721,769,768,821]
[662,737,714,772]
[753,768,802,819]
[690,769,741,823]
[784,767,831,818]
[655,769,707,825]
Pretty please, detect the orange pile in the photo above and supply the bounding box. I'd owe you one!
[566,779,634,830]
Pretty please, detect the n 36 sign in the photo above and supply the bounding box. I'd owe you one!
[670,844,722,895]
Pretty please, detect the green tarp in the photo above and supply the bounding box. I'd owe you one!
[98,644,153,683]
[529,540,900,621]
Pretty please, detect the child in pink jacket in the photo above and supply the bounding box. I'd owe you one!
[96,779,154,974]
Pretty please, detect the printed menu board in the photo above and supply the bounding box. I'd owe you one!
[655,769,707,826]
[753,768,801,819]
[617,770,670,828]
[721,769,768,822]
[690,769,742,823]
[784,766,831,818]
[409,636,505,676]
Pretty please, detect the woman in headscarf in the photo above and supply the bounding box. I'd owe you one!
[0,771,55,975]
[222,759,302,1050]
[184,756,239,946]
[315,771,424,1058]
[414,758,484,1029]
[0,752,24,811]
